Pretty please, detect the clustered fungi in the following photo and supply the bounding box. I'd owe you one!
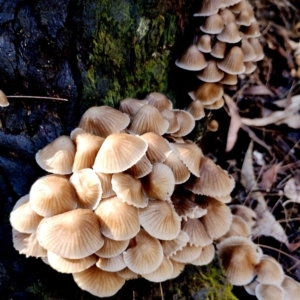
[176,0,264,120]
[217,205,300,300]
[10,93,237,298]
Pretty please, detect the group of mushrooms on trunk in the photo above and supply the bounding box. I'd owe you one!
[6,0,300,299]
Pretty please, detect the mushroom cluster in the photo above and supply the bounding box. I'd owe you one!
[216,205,300,300]
[10,93,236,298]
[176,0,264,118]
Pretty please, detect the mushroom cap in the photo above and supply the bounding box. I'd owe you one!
[161,109,180,133]
[222,215,252,239]
[35,135,75,175]
[47,251,98,274]
[200,14,224,34]
[217,22,242,43]
[217,236,262,285]
[145,92,173,111]
[95,172,115,198]
[70,129,104,172]
[127,104,169,135]
[96,253,126,272]
[194,0,223,16]
[211,41,227,59]
[230,204,257,229]
[169,259,185,279]
[160,230,189,257]
[236,10,252,26]
[70,168,102,210]
[10,194,43,233]
[197,34,212,53]
[170,141,203,177]
[199,196,233,239]
[249,38,264,61]
[123,229,164,274]
[254,256,284,285]
[95,236,129,258]
[142,163,175,200]
[12,229,47,258]
[217,46,245,74]
[197,60,225,83]
[229,0,247,13]
[244,280,259,296]
[203,98,225,110]
[241,38,257,62]
[117,267,139,280]
[139,200,181,240]
[36,209,104,259]
[163,152,191,184]
[190,243,215,266]
[94,196,140,240]
[170,243,202,263]
[184,157,235,197]
[172,110,196,137]
[255,283,285,300]
[78,106,130,137]
[220,73,238,85]
[29,174,77,217]
[207,119,219,132]
[221,0,241,8]
[125,154,152,178]
[175,45,208,71]
[242,21,261,38]
[244,61,257,74]
[119,98,146,117]
[141,132,172,164]
[111,173,148,208]
[281,275,300,300]
[73,265,125,298]
[185,99,206,120]
[218,9,236,25]
[93,133,148,173]
[142,255,174,282]
[181,218,213,247]
[0,90,9,107]
[189,83,224,105]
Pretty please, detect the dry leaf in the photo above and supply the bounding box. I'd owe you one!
[243,85,275,96]
[224,94,241,152]
[283,177,300,206]
[258,164,281,191]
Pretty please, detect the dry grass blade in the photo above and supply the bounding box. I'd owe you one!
[7,95,68,101]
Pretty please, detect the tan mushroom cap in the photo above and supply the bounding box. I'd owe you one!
[170,141,203,177]
[189,83,224,105]
[96,253,126,272]
[249,38,264,61]
[93,133,148,173]
[70,128,104,172]
[95,236,129,258]
[10,194,43,233]
[142,163,175,200]
[217,236,261,285]
[29,174,77,217]
[218,46,245,75]
[207,119,219,132]
[73,265,125,298]
[172,110,196,137]
[218,9,236,26]
[254,256,284,285]
[190,243,215,266]
[111,173,148,208]
[221,0,241,8]
[194,0,223,16]
[222,215,252,239]
[200,14,224,34]
[229,0,247,13]
[35,135,75,175]
[127,104,169,135]
[244,61,257,74]
[204,98,225,110]
[214,194,232,203]
[123,229,164,274]
[171,192,207,220]
[242,21,261,38]
[70,169,102,210]
[160,230,189,257]
[211,41,227,59]
[281,275,300,300]
[175,45,208,71]
[37,209,104,259]
[217,22,242,44]
[47,251,98,274]
[185,99,206,120]
[220,73,238,85]
[244,280,259,296]
[145,92,173,111]
[78,106,130,137]
[0,90,9,107]
[197,60,225,83]
[255,283,285,300]
[142,255,174,282]
[230,205,257,229]
[199,197,232,239]
[139,200,181,240]
[141,132,172,164]
[184,157,235,197]
[161,109,180,133]
[182,218,212,247]
[117,267,139,280]
[241,38,257,62]
[95,196,140,240]
[236,9,252,26]
[170,243,202,263]
[12,229,47,258]
[197,34,212,53]
[163,152,191,184]
[169,259,185,279]
[125,154,152,178]
[95,172,115,198]
[119,98,146,117]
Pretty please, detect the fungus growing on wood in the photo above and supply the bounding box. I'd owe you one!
[0,90,9,107]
